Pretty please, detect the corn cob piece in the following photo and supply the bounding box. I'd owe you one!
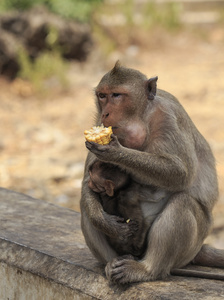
[84,124,113,145]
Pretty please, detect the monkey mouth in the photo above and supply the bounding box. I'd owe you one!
[112,126,119,134]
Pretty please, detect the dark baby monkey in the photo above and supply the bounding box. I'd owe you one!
[88,160,147,257]
[81,62,224,284]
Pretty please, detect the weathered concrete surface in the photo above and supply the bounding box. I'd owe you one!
[0,187,224,300]
[0,261,93,300]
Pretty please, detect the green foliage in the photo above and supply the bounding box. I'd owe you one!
[93,24,117,55]
[144,1,181,30]
[92,0,182,55]
[0,0,41,11]
[17,47,68,93]
[120,0,135,27]
[0,0,102,22]
[120,0,182,30]
[0,0,183,85]
[45,0,102,22]
[16,26,68,93]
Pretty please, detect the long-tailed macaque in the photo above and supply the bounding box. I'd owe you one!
[80,62,224,284]
[88,161,147,257]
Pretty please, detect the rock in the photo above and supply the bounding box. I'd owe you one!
[0,7,93,79]
[0,28,20,79]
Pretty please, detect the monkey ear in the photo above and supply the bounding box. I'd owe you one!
[110,60,121,76]
[147,76,158,100]
[105,180,115,197]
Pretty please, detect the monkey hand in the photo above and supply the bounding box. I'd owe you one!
[119,221,140,244]
[85,134,121,162]
[116,220,139,242]
[103,212,136,240]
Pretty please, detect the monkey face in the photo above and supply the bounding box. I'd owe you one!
[94,87,146,149]
[94,63,158,150]
[95,86,130,126]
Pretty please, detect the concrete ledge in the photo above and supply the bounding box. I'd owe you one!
[0,187,224,299]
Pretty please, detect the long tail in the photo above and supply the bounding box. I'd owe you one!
[171,244,224,281]
[192,244,224,268]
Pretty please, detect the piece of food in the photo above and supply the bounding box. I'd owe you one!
[84,124,113,145]
[126,219,131,223]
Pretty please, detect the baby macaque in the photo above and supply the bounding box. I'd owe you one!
[88,161,147,257]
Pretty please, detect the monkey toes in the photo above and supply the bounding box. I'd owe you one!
[105,255,136,284]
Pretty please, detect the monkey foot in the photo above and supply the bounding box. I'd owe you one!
[105,255,142,284]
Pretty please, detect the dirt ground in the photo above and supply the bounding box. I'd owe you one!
[0,25,224,247]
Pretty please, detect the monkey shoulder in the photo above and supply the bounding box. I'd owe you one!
[148,91,200,150]
[156,89,190,119]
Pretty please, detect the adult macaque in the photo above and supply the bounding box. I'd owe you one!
[80,62,224,284]
[88,160,147,257]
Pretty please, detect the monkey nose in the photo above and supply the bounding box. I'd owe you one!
[102,113,109,122]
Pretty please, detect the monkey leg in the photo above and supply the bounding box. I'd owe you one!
[81,210,118,264]
[105,193,211,284]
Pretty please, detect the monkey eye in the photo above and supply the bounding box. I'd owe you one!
[112,93,121,98]
[98,93,106,100]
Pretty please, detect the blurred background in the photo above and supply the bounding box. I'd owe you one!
[0,0,224,246]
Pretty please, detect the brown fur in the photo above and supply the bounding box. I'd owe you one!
[80,63,222,284]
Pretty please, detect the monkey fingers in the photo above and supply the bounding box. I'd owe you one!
[108,134,120,147]
[118,226,135,241]
[85,135,121,161]
[105,216,134,241]
[127,220,140,233]
[104,213,124,225]
[116,222,139,243]
[85,142,113,161]
[103,214,130,238]
[105,256,136,284]
[85,141,109,152]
